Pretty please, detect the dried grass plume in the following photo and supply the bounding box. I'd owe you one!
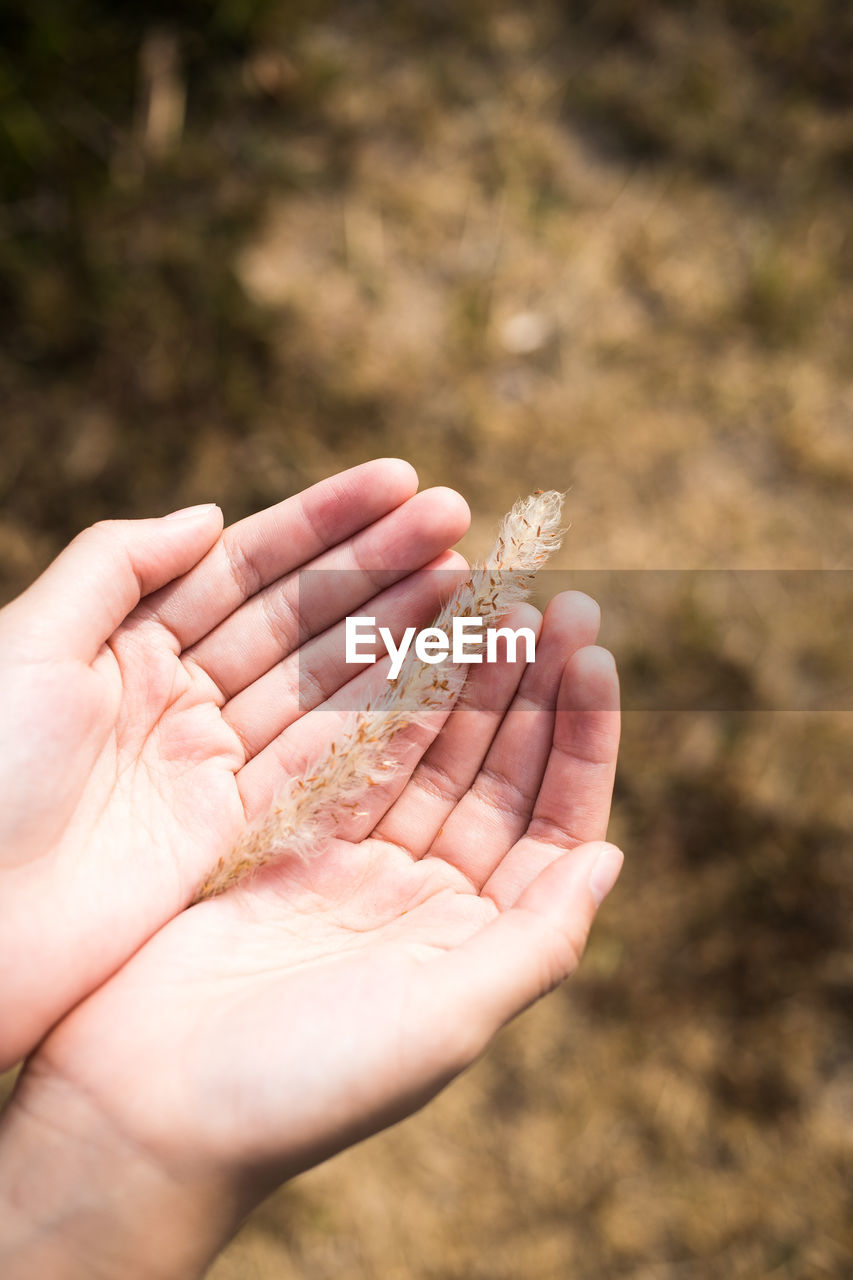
[197,489,565,899]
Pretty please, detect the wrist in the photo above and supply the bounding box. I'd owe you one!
[0,1064,247,1280]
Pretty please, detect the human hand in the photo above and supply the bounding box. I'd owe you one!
[0,458,470,1068]
[0,591,621,1279]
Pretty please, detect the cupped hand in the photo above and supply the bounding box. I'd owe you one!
[9,592,621,1277]
[0,459,470,1068]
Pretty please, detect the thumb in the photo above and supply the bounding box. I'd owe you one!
[2,504,224,661]
[425,841,624,1066]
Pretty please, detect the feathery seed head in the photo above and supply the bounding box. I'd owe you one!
[195,488,565,899]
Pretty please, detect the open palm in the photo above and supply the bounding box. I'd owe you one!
[24,591,620,1261]
[0,459,469,1068]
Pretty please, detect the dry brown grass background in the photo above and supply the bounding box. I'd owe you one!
[1,2,851,1276]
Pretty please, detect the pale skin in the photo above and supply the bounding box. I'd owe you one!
[0,459,622,1278]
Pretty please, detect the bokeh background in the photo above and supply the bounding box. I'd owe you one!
[1,2,852,1275]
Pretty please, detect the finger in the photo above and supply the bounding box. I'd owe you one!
[422,592,601,887]
[235,595,599,848]
[338,592,598,856]
[329,593,595,849]
[370,604,541,857]
[1,505,223,663]
[481,645,620,910]
[236,586,540,830]
[142,458,428,650]
[185,486,471,700]
[223,551,468,762]
[423,842,624,1054]
[234,649,446,821]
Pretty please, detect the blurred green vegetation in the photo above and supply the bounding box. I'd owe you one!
[1,3,851,1277]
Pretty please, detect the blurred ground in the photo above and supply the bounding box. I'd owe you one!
[1,2,851,1276]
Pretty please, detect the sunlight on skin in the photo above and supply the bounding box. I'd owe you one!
[0,463,621,1279]
[0,460,470,1069]
[2,624,619,1278]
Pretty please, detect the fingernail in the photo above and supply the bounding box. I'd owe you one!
[588,843,624,906]
[164,503,218,520]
